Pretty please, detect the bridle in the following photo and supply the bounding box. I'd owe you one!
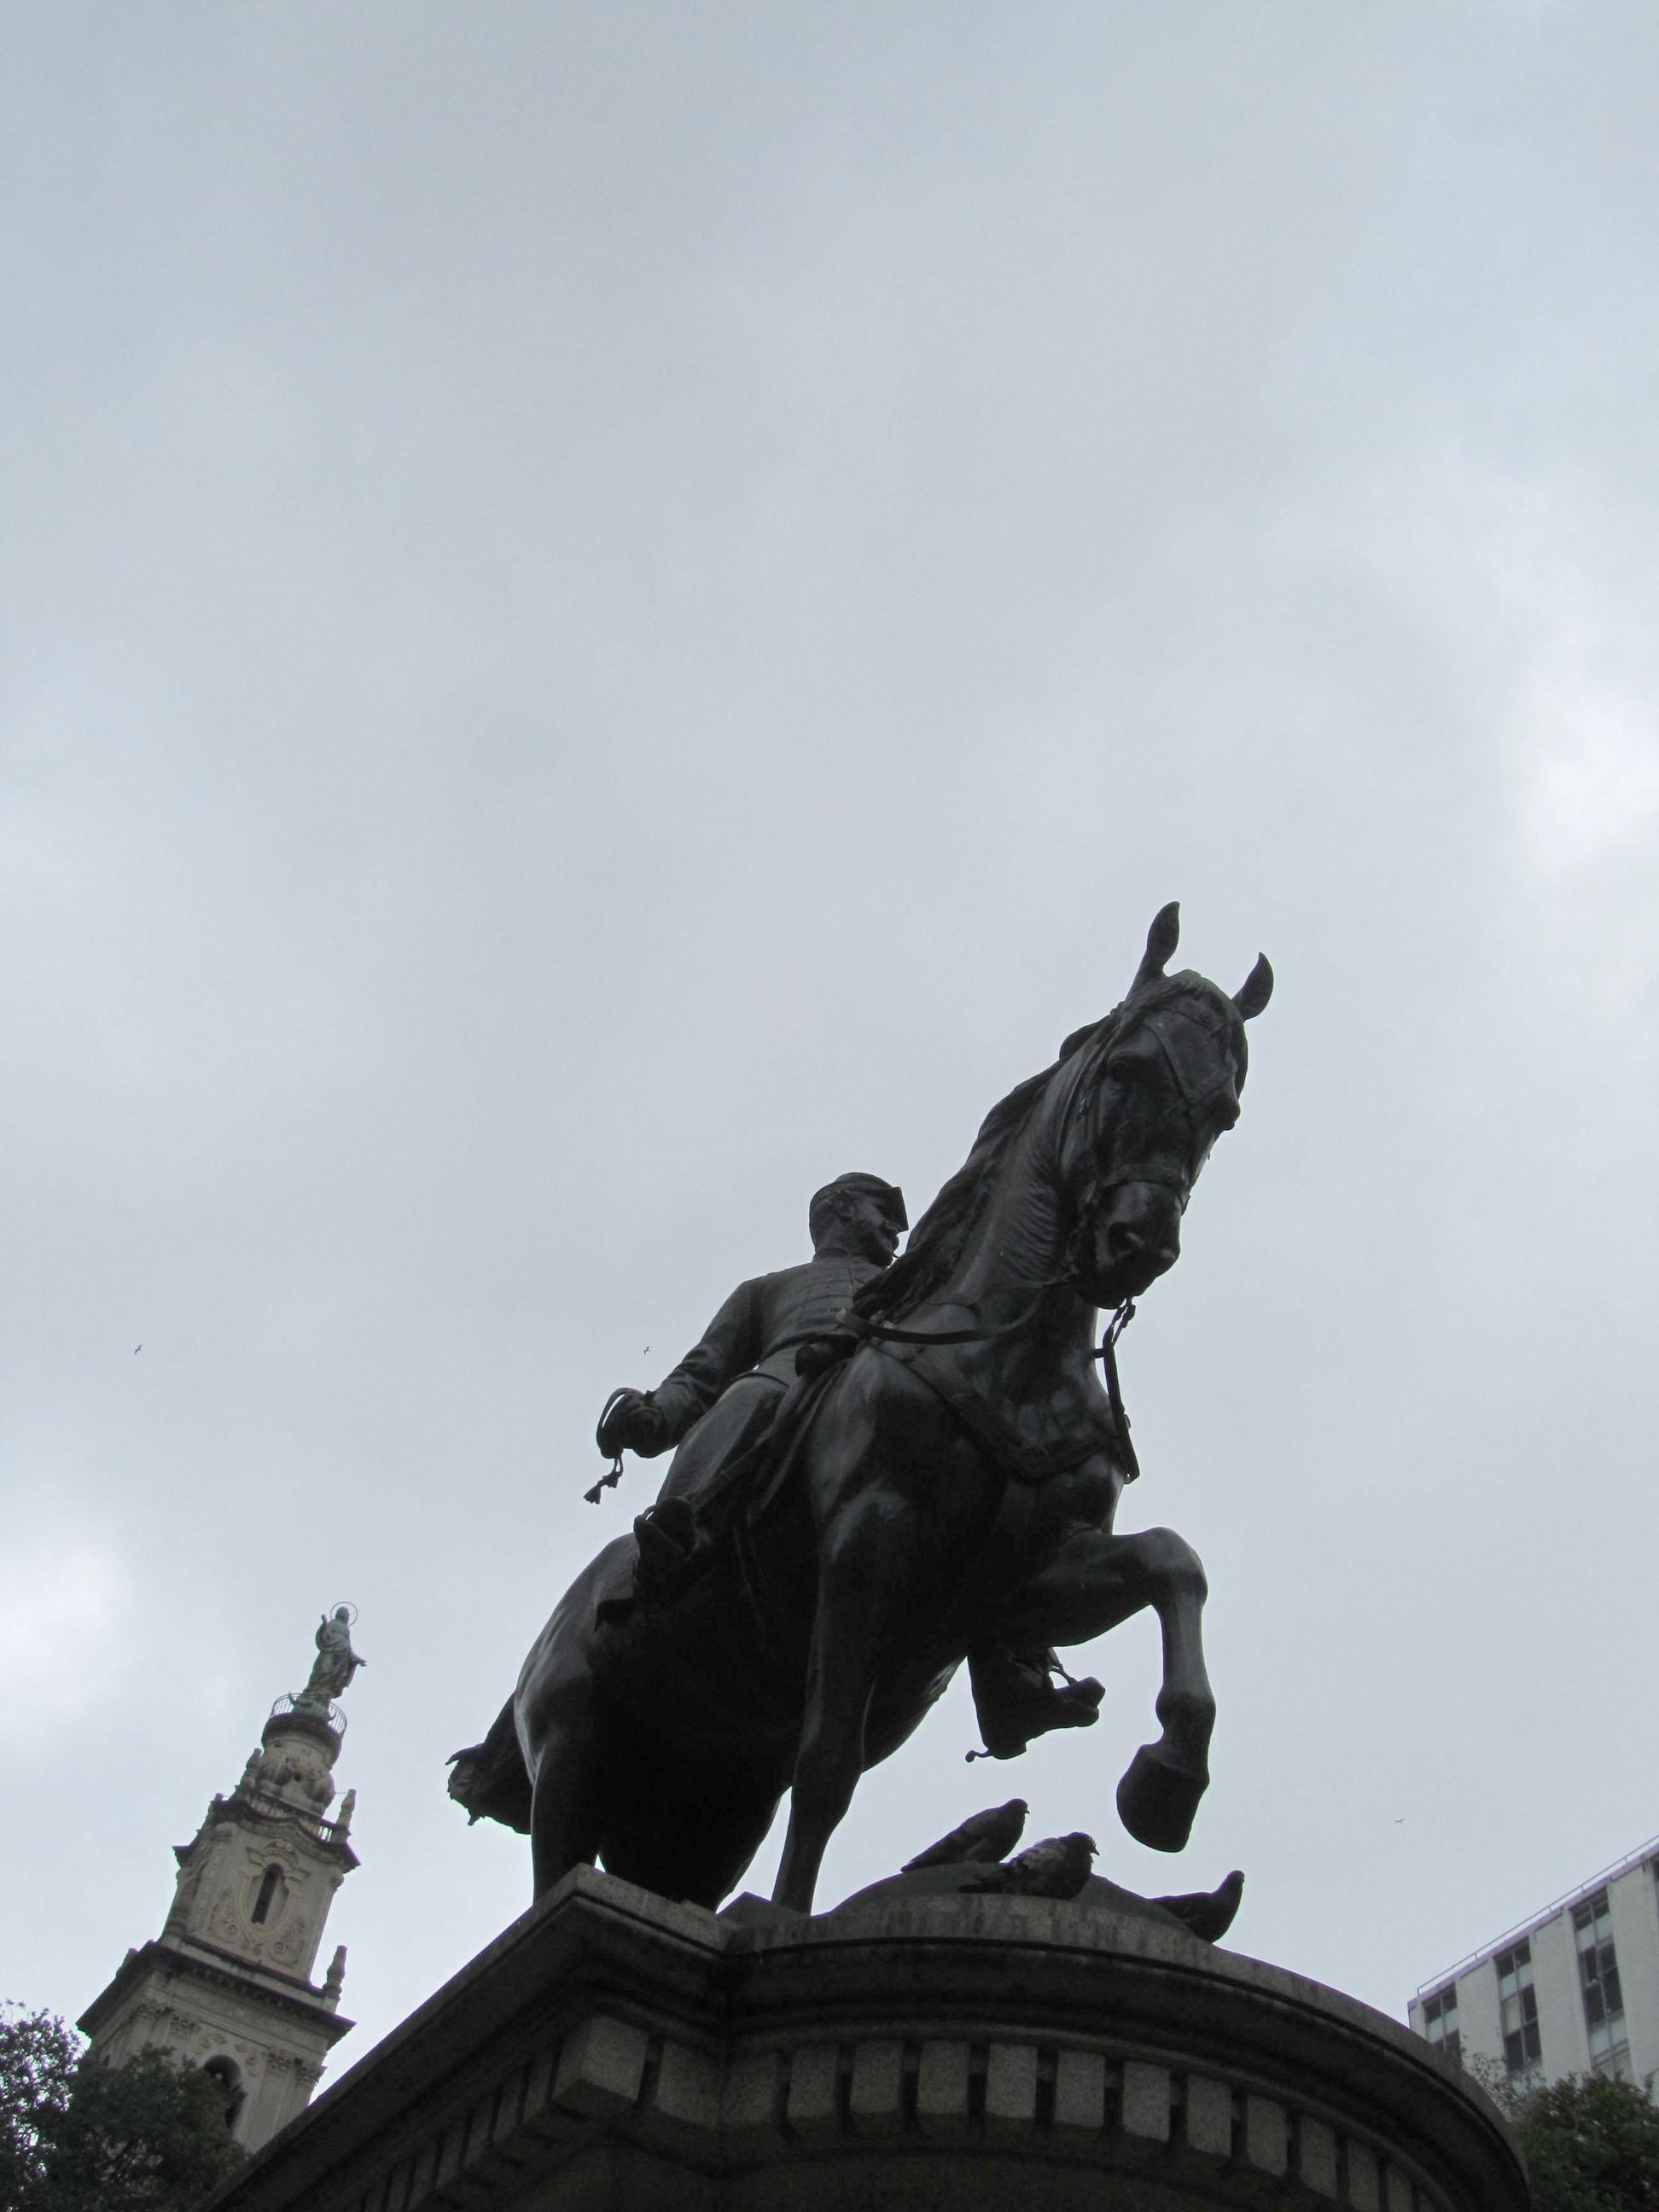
[1057,991,1238,1274]
[847,992,1239,1481]
[586,988,1240,1501]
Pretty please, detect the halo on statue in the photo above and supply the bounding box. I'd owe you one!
[329,1601,359,1626]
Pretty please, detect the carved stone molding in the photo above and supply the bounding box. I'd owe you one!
[269,1913,309,1967]
[199,1870,1526,2212]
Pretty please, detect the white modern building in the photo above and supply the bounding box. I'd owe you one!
[1409,1834,1659,2096]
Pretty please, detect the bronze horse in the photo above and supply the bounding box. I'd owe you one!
[451,906,1271,1913]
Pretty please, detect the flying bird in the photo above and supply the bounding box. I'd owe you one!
[902,1798,1028,1871]
[1153,1868,1245,1944]
[963,1831,1097,1899]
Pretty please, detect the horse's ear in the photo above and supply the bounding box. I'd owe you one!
[1234,953,1274,1020]
[1132,902,1180,992]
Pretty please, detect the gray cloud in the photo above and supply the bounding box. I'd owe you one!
[3,1,1656,2069]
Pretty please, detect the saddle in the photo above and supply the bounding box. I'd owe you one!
[595,1364,837,1629]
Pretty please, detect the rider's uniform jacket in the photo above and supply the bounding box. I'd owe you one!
[648,1254,882,1442]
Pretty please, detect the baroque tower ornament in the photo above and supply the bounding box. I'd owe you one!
[79,1608,364,2152]
[298,1602,366,1716]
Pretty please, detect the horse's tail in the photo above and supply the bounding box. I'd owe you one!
[447,1697,533,1833]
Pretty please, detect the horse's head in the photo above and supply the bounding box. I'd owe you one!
[1059,904,1272,1309]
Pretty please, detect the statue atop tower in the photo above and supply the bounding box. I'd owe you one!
[78,1607,366,2154]
[299,1604,366,1714]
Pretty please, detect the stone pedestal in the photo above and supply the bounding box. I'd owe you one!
[205,1866,1525,2211]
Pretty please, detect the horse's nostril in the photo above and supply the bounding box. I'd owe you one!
[1108,1223,1144,1258]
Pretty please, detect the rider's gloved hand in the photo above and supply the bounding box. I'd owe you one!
[597,1389,671,1458]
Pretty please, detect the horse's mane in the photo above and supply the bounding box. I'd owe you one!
[853,1006,1125,1324]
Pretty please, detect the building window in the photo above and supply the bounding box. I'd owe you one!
[1574,1889,1627,2066]
[251,1866,284,1925]
[201,2056,243,2132]
[1495,1942,1542,2083]
[1423,1981,1461,2058]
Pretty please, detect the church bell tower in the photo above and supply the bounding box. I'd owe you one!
[79,1608,367,2152]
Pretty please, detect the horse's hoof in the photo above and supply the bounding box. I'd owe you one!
[1116,1741,1208,1853]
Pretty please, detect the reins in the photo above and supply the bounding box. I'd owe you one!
[1091,1296,1140,1482]
[584,1291,1142,1501]
[581,994,1227,1510]
[836,1280,1062,1349]
[852,1286,1142,1483]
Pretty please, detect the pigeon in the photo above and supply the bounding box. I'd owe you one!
[902,1798,1028,1871]
[1153,1868,1245,1944]
[963,1831,1097,1899]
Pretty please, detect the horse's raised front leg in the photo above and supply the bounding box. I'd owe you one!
[774,1494,912,1913]
[1003,1523,1215,1853]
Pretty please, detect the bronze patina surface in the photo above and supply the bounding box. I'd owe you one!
[452,907,1272,1918]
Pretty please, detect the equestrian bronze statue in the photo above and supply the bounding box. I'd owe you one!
[450,905,1272,1915]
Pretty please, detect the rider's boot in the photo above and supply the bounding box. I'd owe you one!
[968,1644,1105,1760]
[632,1497,702,1600]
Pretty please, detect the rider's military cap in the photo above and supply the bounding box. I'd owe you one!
[812,1172,908,1231]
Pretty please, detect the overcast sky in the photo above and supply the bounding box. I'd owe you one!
[3,2,1656,2085]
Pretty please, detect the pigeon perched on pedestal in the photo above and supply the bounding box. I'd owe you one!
[1153,1868,1245,1944]
[963,1831,1097,1899]
[902,1799,1028,1871]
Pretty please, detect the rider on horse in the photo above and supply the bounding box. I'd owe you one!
[598,1170,1103,1755]
[600,1172,907,1594]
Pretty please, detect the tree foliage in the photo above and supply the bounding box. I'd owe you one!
[1516,2072,1659,2212]
[1,2005,242,2212]
[0,2009,77,2208]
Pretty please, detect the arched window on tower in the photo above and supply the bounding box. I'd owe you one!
[251,1866,286,1924]
[201,2056,244,2133]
